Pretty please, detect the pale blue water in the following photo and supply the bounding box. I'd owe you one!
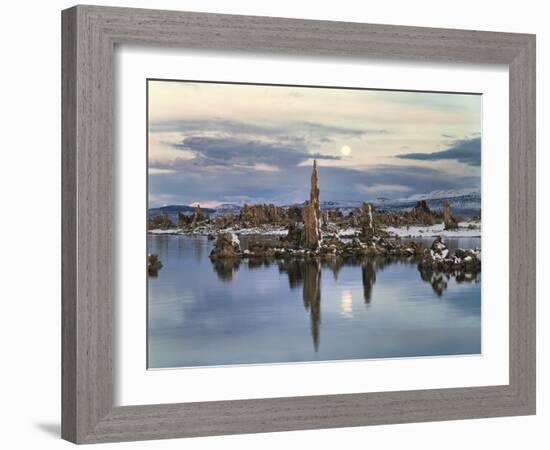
[147,235,481,368]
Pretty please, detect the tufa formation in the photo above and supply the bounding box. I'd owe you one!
[442,202,458,230]
[302,160,322,249]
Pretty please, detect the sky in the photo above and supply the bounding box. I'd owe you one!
[148,80,481,208]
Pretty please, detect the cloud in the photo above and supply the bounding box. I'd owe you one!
[150,119,387,141]
[354,183,412,194]
[173,136,340,169]
[296,121,387,137]
[148,163,479,207]
[150,119,278,136]
[395,137,481,166]
[251,163,280,172]
[148,168,176,175]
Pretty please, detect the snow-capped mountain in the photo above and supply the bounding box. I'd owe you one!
[380,189,480,216]
[307,189,480,216]
[393,188,479,203]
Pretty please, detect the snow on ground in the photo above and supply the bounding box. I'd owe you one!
[149,222,481,239]
[149,228,183,235]
[229,232,240,246]
[336,227,360,238]
[224,226,288,236]
[384,222,481,238]
[148,226,289,236]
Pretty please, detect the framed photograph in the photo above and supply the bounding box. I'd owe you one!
[62,5,536,444]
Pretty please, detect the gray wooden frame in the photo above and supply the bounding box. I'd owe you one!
[62,4,536,444]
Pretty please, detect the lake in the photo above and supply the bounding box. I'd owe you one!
[147,234,481,369]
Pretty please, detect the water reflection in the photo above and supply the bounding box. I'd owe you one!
[361,261,376,304]
[326,258,344,281]
[148,235,482,367]
[211,255,481,352]
[277,260,322,350]
[212,258,240,282]
[340,290,353,318]
[193,237,203,262]
[419,267,448,296]
[303,262,321,351]
[418,265,481,296]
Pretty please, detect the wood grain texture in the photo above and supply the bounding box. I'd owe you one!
[61,7,77,443]
[508,36,536,408]
[61,4,536,444]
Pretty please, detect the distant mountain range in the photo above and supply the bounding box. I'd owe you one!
[374,188,481,217]
[149,188,481,221]
[148,204,215,223]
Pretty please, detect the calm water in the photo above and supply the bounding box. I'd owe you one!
[148,235,481,368]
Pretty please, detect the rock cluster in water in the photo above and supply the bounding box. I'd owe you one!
[148,160,481,281]
[418,236,480,272]
[203,160,480,275]
[147,253,163,276]
[209,230,480,275]
[209,232,242,259]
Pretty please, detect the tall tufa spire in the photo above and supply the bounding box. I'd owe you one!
[302,160,322,249]
[310,160,321,219]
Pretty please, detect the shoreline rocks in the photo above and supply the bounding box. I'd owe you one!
[209,232,242,259]
[418,236,481,272]
[148,213,175,230]
[207,229,479,276]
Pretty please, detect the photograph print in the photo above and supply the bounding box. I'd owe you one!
[147,80,482,369]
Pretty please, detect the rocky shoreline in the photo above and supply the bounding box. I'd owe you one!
[147,161,480,241]
[148,160,481,278]
[148,221,480,239]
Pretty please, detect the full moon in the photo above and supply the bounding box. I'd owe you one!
[341,145,351,156]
